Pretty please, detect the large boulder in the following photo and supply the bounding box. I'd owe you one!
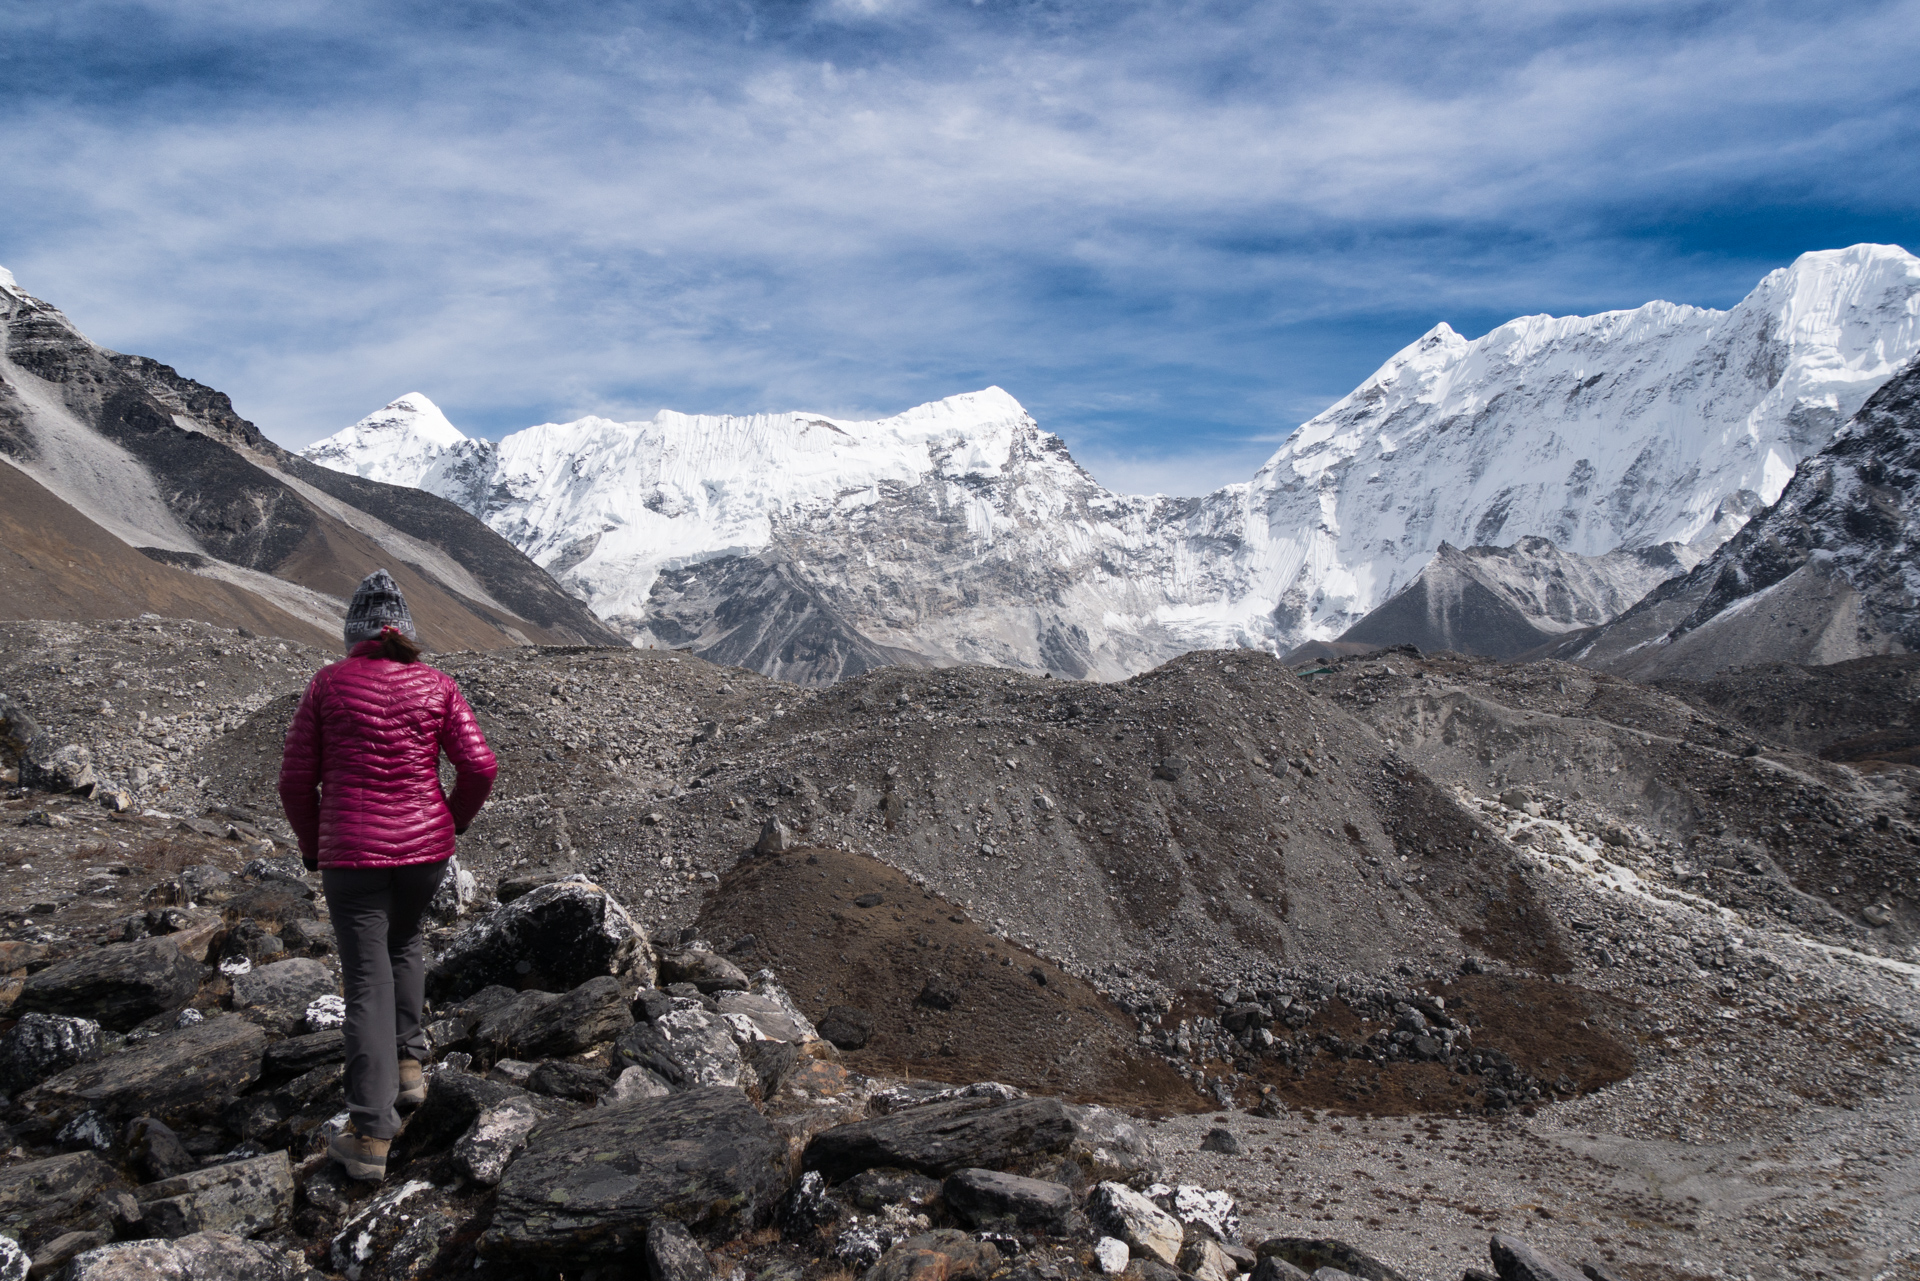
[66,1232,306,1281]
[803,1096,1081,1181]
[716,989,817,1045]
[20,738,94,792]
[23,1014,265,1128]
[484,1086,789,1259]
[0,1012,103,1094]
[134,1152,292,1239]
[474,976,633,1062]
[16,938,205,1031]
[390,1068,527,1166]
[427,880,652,1003]
[0,1151,121,1250]
[1065,1105,1164,1187]
[614,1004,756,1092]
[1089,1183,1182,1266]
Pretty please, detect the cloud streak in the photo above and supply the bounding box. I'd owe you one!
[2,0,1917,492]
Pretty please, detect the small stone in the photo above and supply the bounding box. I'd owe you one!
[1096,1238,1131,1275]
[816,1006,873,1050]
[453,1097,544,1187]
[330,1179,457,1281]
[656,950,751,995]
[1199,1127,1241,1155]
[1180,1238,1237,1281]
[645,1216,713,1281]
[31,1229,109,1278]
[21,740,94,793]
[306,994,347,1031]
[125,1116,197,1182]
[603,1065,675,1105]
[755,818,796,854]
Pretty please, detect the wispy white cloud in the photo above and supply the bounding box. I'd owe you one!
[1,0,1916,492]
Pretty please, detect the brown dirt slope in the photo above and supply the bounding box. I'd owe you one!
[0,460,334,648]
[699,844,1202,1110]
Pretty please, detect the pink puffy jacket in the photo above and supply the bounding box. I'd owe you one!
[278,640,497,871]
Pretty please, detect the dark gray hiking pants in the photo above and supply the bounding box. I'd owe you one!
[322,860,447,1140]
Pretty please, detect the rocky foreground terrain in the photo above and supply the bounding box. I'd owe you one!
[1,619,1917,1280]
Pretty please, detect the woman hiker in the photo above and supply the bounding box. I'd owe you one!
[279,568,497,1181]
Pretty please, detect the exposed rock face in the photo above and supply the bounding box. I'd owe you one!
[0,272,620,649]
[426,880,651,1003]
[1489,1233,1588,1281]
[16,937,205,1031]
[1557,356,1920,679]
[1334,537,1697,660]
[485,1086,790,1259]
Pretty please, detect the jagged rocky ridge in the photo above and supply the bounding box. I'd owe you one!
[1541,356,1920,680]
[0,267,622,651]
[308,246,1920,681]
[1328,536,1700,661]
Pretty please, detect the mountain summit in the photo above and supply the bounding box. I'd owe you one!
[306,245,1920,680]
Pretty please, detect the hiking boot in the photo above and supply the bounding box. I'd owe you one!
[328,1122,389,1182]
[397,1058,426,1108]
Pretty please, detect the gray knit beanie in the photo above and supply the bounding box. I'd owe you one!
[343,568,416,645]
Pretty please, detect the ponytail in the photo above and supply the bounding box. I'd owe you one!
[373,625,422,664]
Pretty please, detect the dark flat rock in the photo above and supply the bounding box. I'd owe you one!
[484,1086,788,1259]
[804,1096,1079,1181]
[23,1014,265,1128]
[16,937,205,1031]
[943,1167,1077,1232]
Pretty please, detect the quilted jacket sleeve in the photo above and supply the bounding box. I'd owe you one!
[278,674,325,869]
[439,680,497,835]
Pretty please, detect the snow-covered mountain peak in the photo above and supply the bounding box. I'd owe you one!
[304,244,1920,677]
[0,265,24,300]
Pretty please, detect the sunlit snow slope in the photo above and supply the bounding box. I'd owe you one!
[306,245,1920,680]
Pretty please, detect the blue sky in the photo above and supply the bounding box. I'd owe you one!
[4,0,1918,495]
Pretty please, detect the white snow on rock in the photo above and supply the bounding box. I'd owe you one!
[306,245,1920,664]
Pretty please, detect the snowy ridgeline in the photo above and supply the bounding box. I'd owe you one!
[305,245,1920,678]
